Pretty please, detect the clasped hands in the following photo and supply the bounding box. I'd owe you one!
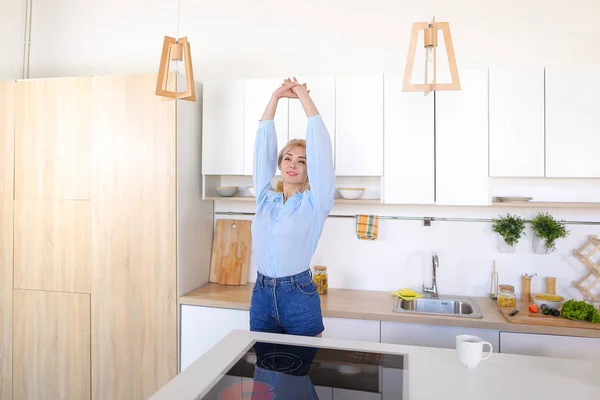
[273,77,310,99]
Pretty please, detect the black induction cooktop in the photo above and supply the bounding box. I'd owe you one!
[198,341,408,399]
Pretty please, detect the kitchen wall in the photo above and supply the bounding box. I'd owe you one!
[2,0,600,299]
[0,0,25,79]
[1,0,598,80]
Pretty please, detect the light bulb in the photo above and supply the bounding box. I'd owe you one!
[425,46,434,64]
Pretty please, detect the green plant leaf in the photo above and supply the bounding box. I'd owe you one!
[491,213,526,247]
[530,212,570,251]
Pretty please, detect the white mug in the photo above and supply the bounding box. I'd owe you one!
[456,334,493,368]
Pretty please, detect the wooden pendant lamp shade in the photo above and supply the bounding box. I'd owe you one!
[403,17,460,96]
[155,36,196,101]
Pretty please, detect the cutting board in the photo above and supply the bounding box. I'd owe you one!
[209,219,251,285]
[498,302,600,331]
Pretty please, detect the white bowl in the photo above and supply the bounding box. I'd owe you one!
[216,186,238,197]
[247,186,255,197]
[532,293,565,310]
[338,188,364,200]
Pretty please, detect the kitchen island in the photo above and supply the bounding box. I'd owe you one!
[151,329,599,400]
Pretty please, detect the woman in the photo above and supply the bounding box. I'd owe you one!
[250,77,335,337]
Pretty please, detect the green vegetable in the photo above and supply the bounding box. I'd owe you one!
[530,212,569,251]
[561,299,600,323]
[551,308,560,317]
[540,304,549,311]
[491,214,526,247]
[543,308,551,315]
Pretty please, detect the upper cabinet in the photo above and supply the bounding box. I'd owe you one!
[435,69,490,206]
[201,80,245,175]
[14,77,91,200]
[335,74,384,176]
[546,67,600,178]
[243,78,289,176]
[288,75,336,162]
[489,68,545,177]
[383,73,434,204]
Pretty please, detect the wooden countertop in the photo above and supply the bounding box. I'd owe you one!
[180,284,600,339]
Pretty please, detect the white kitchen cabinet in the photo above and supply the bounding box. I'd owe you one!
[381,321,499,352]
[546,67,600,178]
[383,73,434,204]
[335,74,384,176]
[499,332,600,361]
[489,67,545,177]
[288,75,335,145]
[435,68,490,206]
[180,305,249,371]
[315,386,334,400]
[244,78,289,176]
[333,388,381,400]
[201,80,245,175]
[322,317,380,342]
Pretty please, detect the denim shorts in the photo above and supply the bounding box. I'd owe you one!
[250,269,324,337]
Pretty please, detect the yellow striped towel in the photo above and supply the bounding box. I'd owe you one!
[356,215,379,240]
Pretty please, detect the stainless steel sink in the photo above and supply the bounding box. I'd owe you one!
[392,295,483,318]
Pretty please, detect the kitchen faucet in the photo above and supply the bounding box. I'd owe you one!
[422,252,439,298]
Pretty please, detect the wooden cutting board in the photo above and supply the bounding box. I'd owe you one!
[209,219,251,285]
[498,302,600,331]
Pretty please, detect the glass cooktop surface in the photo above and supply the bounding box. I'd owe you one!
[198,341,408,399]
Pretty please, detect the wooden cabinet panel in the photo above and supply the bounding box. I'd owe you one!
[14,200,91,293]
[201,80,245,175]
[244,78,289,176]
[14,77,91,200]
[383,73,435,204]
[91,73,177,400]
[0,80,14,400]
[335,74,384,176]
[546,67,600,178]
[13,289,91,400]
[435,69,490,206]
[489,67,545,177]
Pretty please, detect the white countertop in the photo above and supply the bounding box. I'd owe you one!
[150,330,600,400]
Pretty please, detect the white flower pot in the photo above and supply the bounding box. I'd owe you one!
[533,235,553,254]
[497,235,516,253]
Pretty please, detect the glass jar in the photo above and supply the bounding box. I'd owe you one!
[313,266,328,294]
[498,285,516,308]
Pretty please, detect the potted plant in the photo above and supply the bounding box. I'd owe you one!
[491,214,526,253]
[530,212,569,254]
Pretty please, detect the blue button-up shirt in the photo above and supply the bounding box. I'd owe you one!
[251,114,335,278]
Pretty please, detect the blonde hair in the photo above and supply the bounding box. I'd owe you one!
[278,139,310,193]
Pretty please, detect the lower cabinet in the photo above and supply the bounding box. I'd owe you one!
[499,332,600,361]
[180,305,250,371]
[322,317,380,342]
[381,321,500,352]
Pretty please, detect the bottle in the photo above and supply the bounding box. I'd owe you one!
[489,261,499,301]
[313,266,328,294]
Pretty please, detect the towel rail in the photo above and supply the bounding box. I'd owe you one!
[214,212,600,226]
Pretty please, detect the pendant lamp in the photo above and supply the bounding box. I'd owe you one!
[155,36,196,101]
[402,17,460,95]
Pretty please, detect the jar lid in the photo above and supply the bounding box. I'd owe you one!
[314,266,327,271]
[499,284,514,292]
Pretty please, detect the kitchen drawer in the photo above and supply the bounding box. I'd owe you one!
[499,331,600,361]
[381,321,499,352]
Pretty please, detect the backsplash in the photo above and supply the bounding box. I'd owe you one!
[213,200,600,300]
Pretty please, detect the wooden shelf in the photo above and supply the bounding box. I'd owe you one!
[205,196,382,204]
[492,201,600,209]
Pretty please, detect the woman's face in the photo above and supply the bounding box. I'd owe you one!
[279,146,307,185]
